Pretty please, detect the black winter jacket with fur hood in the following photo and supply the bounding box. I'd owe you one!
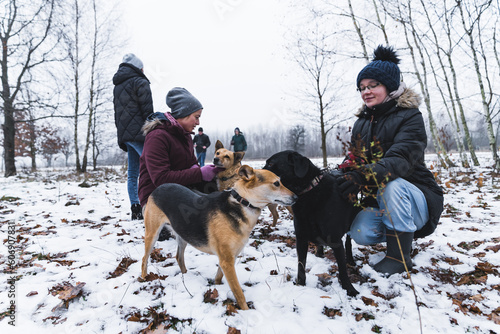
[113,63,154,151]
[351,87,444,238]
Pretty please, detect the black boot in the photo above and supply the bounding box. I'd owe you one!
[131,204,143,220]
[157,227,172,241]
[373,230,414,275]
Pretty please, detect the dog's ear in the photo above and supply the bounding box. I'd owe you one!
[215,140,224,150]
[234,151,245,165]
[238,165,255,181]
[290,152,309,178]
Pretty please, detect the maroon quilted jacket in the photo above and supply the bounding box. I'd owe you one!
[138,112,202,206]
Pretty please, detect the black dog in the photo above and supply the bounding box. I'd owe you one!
[264,150,359,297]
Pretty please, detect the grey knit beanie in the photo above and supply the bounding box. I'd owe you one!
[122,53,144,70]
[356,45,401,93]
[166,87,203,119]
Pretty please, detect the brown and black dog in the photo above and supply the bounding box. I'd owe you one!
[213,140,291,226]
[141,165,297,310]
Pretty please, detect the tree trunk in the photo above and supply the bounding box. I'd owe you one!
[1,35,16,176]
[457,0,500,169]
[29,120,37,172]
[347,0,369,62]
[420,0,469,168]
[401,24,446,166]
[73,0,82,173]
[2,100,16,177]
[371,0,389,45]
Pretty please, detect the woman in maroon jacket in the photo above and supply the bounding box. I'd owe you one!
[138,87,222,239]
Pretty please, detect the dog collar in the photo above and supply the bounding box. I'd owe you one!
[229,189,259,210]
[298,172,324,195]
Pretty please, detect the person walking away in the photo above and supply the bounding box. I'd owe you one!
[337,45,444,275]
[113,53,153,220]
[139,87,223,240]
[193,127,211,166]
[230,127,247,153]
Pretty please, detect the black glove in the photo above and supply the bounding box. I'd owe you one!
[337,171,365,201]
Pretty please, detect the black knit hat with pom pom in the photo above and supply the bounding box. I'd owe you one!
[356,45,401,93]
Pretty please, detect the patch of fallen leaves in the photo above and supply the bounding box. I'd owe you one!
[127,306,193,333]
[107,257,137,279]
[203,288,219,304]
[48,281,86,312]
[456,262,499,286]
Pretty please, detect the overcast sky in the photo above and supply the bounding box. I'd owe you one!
[121,0,298,134]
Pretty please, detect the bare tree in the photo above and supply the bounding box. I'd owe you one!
[288,21,351,167]
[419,0,470,167]
[1,0,56,176]
[457,0,500,169]
[287,125,306,153]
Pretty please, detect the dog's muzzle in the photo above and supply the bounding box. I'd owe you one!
[276,194,297,206]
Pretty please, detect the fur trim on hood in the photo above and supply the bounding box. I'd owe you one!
[357,87,422,116]
[141,112,173,136]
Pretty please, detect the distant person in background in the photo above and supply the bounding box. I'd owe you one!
[139,87,223,240]
[113,53,153,220]
[337,45,443,275]
[193,127,211,166]
[230,127,247,153]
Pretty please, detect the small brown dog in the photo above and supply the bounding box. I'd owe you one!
[213,140,245,191]
[213,140,291,226]
[141,165,297,310]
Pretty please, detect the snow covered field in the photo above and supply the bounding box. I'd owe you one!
[1,153,499,333]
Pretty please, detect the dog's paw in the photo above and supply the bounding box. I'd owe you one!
[346,287,359,297]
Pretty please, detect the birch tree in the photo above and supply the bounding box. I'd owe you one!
[457,0,500,169]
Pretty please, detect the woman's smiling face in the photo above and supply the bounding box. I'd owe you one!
[177,109,202,132]
[359,79,388,108]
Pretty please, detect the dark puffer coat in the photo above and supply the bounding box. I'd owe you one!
[113,63,154,151]
[351,88,444,238]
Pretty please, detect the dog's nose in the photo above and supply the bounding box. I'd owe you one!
[214,157,219,164]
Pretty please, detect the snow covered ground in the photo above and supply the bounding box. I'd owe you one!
[1,153,499,333]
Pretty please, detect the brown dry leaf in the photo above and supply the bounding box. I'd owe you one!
[488,313,500,325]
[323,306,342,318]
[227,327,241,334]
[57,282,85,302]
[138,273,168,282]
[117,229,130,236]
[107,257,137,279]
[320,296,331,299]
[26,291,38,297]
[452,299,467,314]
[203,288,219,304]
[470,294,484,302]
[316,273,333,287]
[150,249,170,263]
[362,296,378,307]
[456,275,473,286]
[485,244,500,253]
[476,262,499,274]
[443,257,462,265]
[51,282,85,312]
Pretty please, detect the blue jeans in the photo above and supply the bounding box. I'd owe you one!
[349,178,429,245]
[124,142,143,206]
[197,151,206,167]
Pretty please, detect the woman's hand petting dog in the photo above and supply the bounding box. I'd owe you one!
[200,164,225,181]
[337,171,365,201]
